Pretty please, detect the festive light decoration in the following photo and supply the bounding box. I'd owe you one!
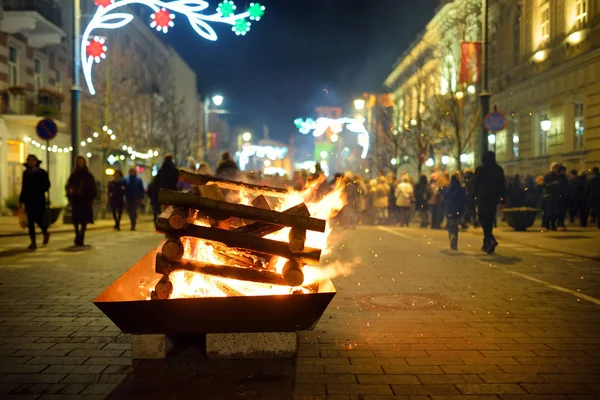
[294,117,371,159]
[83,0,266,95]
[26,137,73,154]
[238,145,288,171]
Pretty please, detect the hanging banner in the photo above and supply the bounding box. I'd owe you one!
[460,41,482,84]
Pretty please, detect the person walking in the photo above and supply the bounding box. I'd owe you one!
[568,170,586,226]
[372,175,390,224]
[124,168,145,231]
[429,179,443,229]
[473,151,505,254]
[542,162,560,230]
[414,175,430,227]
[107,171,125,231]
[395,175,414,227]
[148,155,179,225]
[443,174,467,250]
[66,156,97,247]
[584,166,600,229]
[387,174,399,225]
[19,155,51,250]
[506,174,526,208]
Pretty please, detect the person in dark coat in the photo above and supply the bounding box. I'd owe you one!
[124,168,145,231]
[542,162,560,230]
[65,156,97,247]
[215,152,239,181]
[19,155,51,250]
[473,151,505,254]
[107,171,125,231]
[584,167,600,229]
[414,175,430,228]
[148,155,179,226]
[443,174,467,250]
[507,174,526,208]
[568,170,586,226]
[556,165,569,230]
[524,175,538,208]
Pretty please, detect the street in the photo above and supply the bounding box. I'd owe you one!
[1,223,600,399]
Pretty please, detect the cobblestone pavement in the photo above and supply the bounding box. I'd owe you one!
[1,224,600,399]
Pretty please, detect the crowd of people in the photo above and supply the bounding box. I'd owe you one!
[17,149,600,253]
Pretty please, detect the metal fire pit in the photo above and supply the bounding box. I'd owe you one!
[93,250,336,335]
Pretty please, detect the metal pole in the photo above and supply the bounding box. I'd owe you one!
[478,0,490,164]
[70,0,82,168]
[203,98,209,163]
[46,139,51,226]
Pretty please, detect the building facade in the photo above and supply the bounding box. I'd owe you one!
[0,0,70,211]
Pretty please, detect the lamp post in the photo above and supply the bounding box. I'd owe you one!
[479,0,490,163]
[203,94,224,162]
[70,0,82,168]
[540,114,551,155]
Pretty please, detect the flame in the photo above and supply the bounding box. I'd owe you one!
[157,178,349,299]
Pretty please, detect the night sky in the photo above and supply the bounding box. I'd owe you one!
[164,0,437,144]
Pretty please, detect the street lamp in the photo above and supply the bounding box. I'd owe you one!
[540,115,552,132]
[242,132,252,142]
[212,95,224,107]
[203,94,225,162]
[354,99,365,111]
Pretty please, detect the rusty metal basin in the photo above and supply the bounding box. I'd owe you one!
[93,250,336,335]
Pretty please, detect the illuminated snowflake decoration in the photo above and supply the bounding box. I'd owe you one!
[217,0,236,17]
[248,2,265,21]
[233,18,251,35]
[294,117,371,159]
[82,0,266,95]
[150,8,175,33]
[94,0,114,7]
[86,36,107,63]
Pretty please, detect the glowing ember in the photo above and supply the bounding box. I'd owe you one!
[151,178,348,300]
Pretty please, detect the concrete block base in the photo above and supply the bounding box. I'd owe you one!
[206,332,298,359]
[131,334,173,359]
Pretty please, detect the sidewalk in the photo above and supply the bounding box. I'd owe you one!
[461,222,600,260]
[0,215,154,237]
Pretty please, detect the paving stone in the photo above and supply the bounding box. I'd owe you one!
[324,365,383,374]
[327,384,393,395]
[0,374,67,384]
[357,375,420,385]
[391,384,460,395]
[456,383,527,395]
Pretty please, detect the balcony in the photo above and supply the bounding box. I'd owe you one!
[1,87,64,124]
[0,0,65,48]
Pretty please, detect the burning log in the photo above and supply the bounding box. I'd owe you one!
[158,189,326,233]
[156,218,321,265]
[152,274,173,300]
[252,195,271,210]
[289,228,307,253]
[161,239,185,262]
[155,253,290,286]
[282,259,304,286]
[179,170,289,198]
[169,207,191,230]
[233,203,310,237]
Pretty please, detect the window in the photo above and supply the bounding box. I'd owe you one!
[540,0,550,43]
[575,0,588,29]
[513,11,521,66]
[34,59,43,93]
[512,117,520,158]
[8,46,18,86]
[538,119,548,156]
[574,102,584,150]
[55,70,62,93]
[496,130,507,155]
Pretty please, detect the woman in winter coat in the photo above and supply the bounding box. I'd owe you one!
[395,175,414,227]
[19,155,51,250]
[372,176,390,224]
[413,175,430,227]
[107,170,125,231]
[65,156,97,246]
[443,174,467,250]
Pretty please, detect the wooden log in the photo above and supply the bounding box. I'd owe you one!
[155,253,290,286]
[152,275,173,300]
[161,239,185,262]
[233,203,310,237]
[252,195,271,210]
[156,218,321,265]
[289,228,306,253]
[158,189,325,233]
[179,170,289,197]
[282,259,304,286]
[169,207,190,230]
[198,184,226,202]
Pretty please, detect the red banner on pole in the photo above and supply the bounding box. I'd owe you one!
[460,41,482,84]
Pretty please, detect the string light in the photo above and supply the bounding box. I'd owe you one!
[27,137,72,153]
[80,126,157,160]
[294,117,370,159]
[82,0,265,95]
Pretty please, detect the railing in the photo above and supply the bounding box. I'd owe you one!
[2,0,63,28]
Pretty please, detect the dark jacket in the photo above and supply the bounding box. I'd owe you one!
[19,166,50,210]
[585,172,600,208]
[542,172,560,197]
[154,159,179,193]
[568,175,586,202]
[124,176,145,201]
[215,159,239,180]
[507,180,526,208]
[414,178,430,210]
[107,178,125,208]
[473,152,505,210]
[443,180,466,218]
[524,177,538,208]
[66,168,97,205]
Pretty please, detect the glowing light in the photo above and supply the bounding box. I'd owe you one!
[110,134,116,140]
[540,115,552,131]
[441,155,450,165]
[150,8,175,33]
[102,125,108,131]
[153,151,159,156]
[410,118,417,126]
[24,136,31,142]
[488,134,496,144]
[120,155,125,160]
[460,153,469,162]
[82,1,265,95]
[93,132,99,138]
[391,158,397,165]
[455,91,464,99]
[242,132,252,142]
[41,145,46,150]
[264,160,271,167]
[239,145,288,171]
[107,129,113,134]
[425,158,435,167]
[81,141,86,146]
[105,168,116,175]
[320,151,328,159]
[567,31,583,45]
[122,145,128,150]
[86,152,92,158]
[354,99,365,110]
[533,50,548,62]
[330,133,339,143]
[212,95,224,106]
[467,85,476,94]
[87,138,92,143]
[294,116,370,159]
[107,154,118,164]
